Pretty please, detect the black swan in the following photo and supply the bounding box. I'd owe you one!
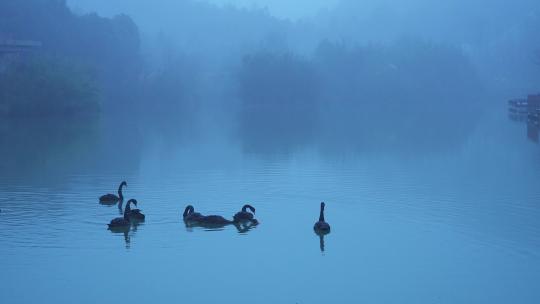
[99,181,127,203]
[107,199,134,228]
[313,202,330,233]
[183,205,203,222]
[125,199,145,220]
[233,204,256,222]
[199,215,234,225]
[183,206,259,230]
[182,205,235,228]
[185,215,235,229]
[182,205,231,224]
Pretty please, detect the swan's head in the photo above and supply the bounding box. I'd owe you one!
[321,202,325,210]
[242,204,256,214]
[127,199,137,207]
[121,181,128,188]
[183,205,194,217]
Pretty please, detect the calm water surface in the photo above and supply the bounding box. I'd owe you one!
[1,111,540,303]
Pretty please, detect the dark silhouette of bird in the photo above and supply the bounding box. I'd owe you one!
[100,181,127,204]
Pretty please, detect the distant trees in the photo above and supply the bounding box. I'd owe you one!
[0,0,487,146]
[0,56,99,117]
[314,39,482,149]
[138,54,201,119]
[0,0,141,117]
[237,39,483,151]
[237,51,322,149]
[0,0,140,72]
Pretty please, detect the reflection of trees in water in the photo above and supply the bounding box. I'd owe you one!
[0,117,99,176]
[236,41,484,156]
[528,121,539,143]
[237,52,322,155]
[0,117,145,179]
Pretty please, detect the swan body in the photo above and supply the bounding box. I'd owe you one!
[188,215,234,229]
[100,181,127,203]
[182,205,237,229]
[233,204,256,222]
[108,216,130,228]
[314,202,330,233]
[129,209,145,220]
[108,199,137,229]
[125,199,145,220]
[199,215,233,225]
[314,221,330,232]
[183,205,203,222]
[100,194,120,203]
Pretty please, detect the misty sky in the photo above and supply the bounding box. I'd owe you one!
[68,0,339,20]
[206,0,339,19]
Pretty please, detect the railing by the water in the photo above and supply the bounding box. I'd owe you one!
[509,94,540,143]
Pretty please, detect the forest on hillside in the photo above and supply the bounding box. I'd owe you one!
[1,0,539,151]
[0,0,139,117]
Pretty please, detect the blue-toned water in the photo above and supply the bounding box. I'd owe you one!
[1,110,539,303]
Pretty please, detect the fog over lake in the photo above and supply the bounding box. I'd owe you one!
[1,1,540,303]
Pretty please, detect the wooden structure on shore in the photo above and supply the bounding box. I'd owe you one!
[509,94,540,142]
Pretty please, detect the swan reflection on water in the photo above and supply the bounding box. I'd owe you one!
[183,217,259,233]
[109,228,131,248]
[315,231,329,252]
[108,218,144,249]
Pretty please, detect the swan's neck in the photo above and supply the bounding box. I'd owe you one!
[123,204,130,221]
[319,207,325,222]
[117,184,124,200]
[242,205,254,213]
[125,201,132,215]
[183,206,191,217]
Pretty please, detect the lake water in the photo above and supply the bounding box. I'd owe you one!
[1,109,539,303]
